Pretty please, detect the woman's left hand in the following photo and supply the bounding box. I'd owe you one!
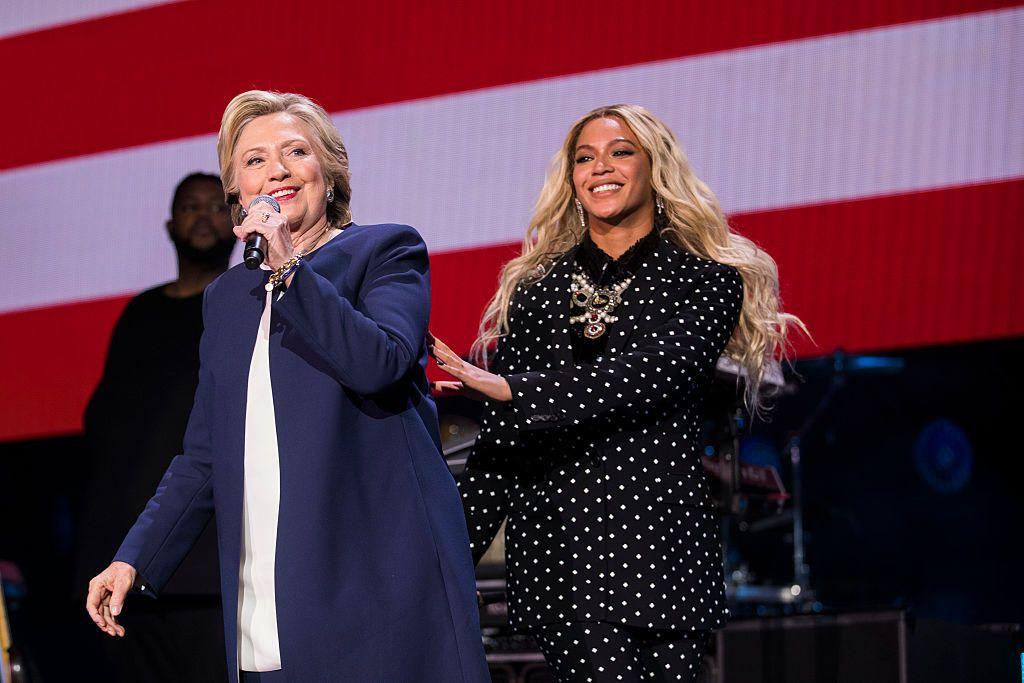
[428,334,512,402]
[233,205,294,270]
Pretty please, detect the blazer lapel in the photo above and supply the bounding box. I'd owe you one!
[519,249,577,368]
[603,238,675,358]
[542,249,577,367]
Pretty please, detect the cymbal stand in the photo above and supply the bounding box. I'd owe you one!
[785,354,850,602]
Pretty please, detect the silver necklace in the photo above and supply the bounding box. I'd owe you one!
[569,265,632,339]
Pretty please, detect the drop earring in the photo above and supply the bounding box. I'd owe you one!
[574,198,587,230]
[655,195,665,215]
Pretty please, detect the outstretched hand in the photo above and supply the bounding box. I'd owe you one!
[427,333,512,403]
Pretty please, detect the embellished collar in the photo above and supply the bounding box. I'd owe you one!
[576,228,661,285]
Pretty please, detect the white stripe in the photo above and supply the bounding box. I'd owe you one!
[2,8,1021,314]
[0,0,182,40]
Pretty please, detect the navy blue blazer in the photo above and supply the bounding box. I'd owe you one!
[114,223,489,682]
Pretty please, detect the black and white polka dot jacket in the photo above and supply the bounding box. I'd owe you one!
[457,237,743,632]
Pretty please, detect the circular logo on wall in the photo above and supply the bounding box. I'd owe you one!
[913,419,973,494]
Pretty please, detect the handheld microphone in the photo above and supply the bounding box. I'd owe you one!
[242,195,282,270]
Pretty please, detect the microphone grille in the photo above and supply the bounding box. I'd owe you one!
[247,194,281,212]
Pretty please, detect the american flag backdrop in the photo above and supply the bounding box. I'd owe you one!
[1,0,1021,443]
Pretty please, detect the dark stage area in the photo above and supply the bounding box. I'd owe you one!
[731,337,1023,625]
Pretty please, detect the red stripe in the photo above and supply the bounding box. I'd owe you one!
[734,178,1024,358]
[2,0,1018,172]
[1,296,131,441]
[2,178,1021,442]
[430,179,1024,361]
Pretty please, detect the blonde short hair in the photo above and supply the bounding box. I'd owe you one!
[217,90,353,228]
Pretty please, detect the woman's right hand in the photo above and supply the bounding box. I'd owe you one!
[232,203,294,271]
[427,334,512,402]
[86,561,137,637]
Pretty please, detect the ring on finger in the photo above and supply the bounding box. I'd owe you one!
[262,212,271,222]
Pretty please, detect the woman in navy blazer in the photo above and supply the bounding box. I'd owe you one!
[85,90,489,682]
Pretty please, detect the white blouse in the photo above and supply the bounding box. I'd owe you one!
[238,283,283,672]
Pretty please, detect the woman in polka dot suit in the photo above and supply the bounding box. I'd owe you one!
[431,104,803,682]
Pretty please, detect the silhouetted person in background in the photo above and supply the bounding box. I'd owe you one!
[76,173,235,682]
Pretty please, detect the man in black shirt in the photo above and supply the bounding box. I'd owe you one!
[76,173,235,682]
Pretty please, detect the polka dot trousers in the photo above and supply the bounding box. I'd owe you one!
[533,622,707,682]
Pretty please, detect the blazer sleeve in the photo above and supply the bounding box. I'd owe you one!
[112,290,217,597]
[274,224,429,396]
[457,440,513,565]
[456,335,514,564]
[506,262,744,431]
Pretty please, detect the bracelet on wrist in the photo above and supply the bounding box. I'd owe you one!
[266,256,301,291]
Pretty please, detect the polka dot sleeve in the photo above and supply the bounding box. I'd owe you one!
[506,263,743,431]
[455,335,515,564]
[455,445,511,564]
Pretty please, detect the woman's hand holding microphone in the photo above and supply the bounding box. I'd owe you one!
[233,205,295,271]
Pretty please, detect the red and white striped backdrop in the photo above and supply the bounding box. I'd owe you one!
[2,1,1022,441]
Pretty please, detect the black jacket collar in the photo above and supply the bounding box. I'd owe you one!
[576,229,661,285]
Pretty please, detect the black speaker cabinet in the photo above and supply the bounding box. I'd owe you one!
[709,610,1019,683]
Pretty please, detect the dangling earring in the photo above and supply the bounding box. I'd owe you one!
[574,198,587,230]
[326,188,335,203]
[655,195,665,215]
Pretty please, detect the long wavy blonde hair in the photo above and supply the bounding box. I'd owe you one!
[474,104,806,413]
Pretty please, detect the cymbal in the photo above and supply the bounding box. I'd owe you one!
[715,355,787,390]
